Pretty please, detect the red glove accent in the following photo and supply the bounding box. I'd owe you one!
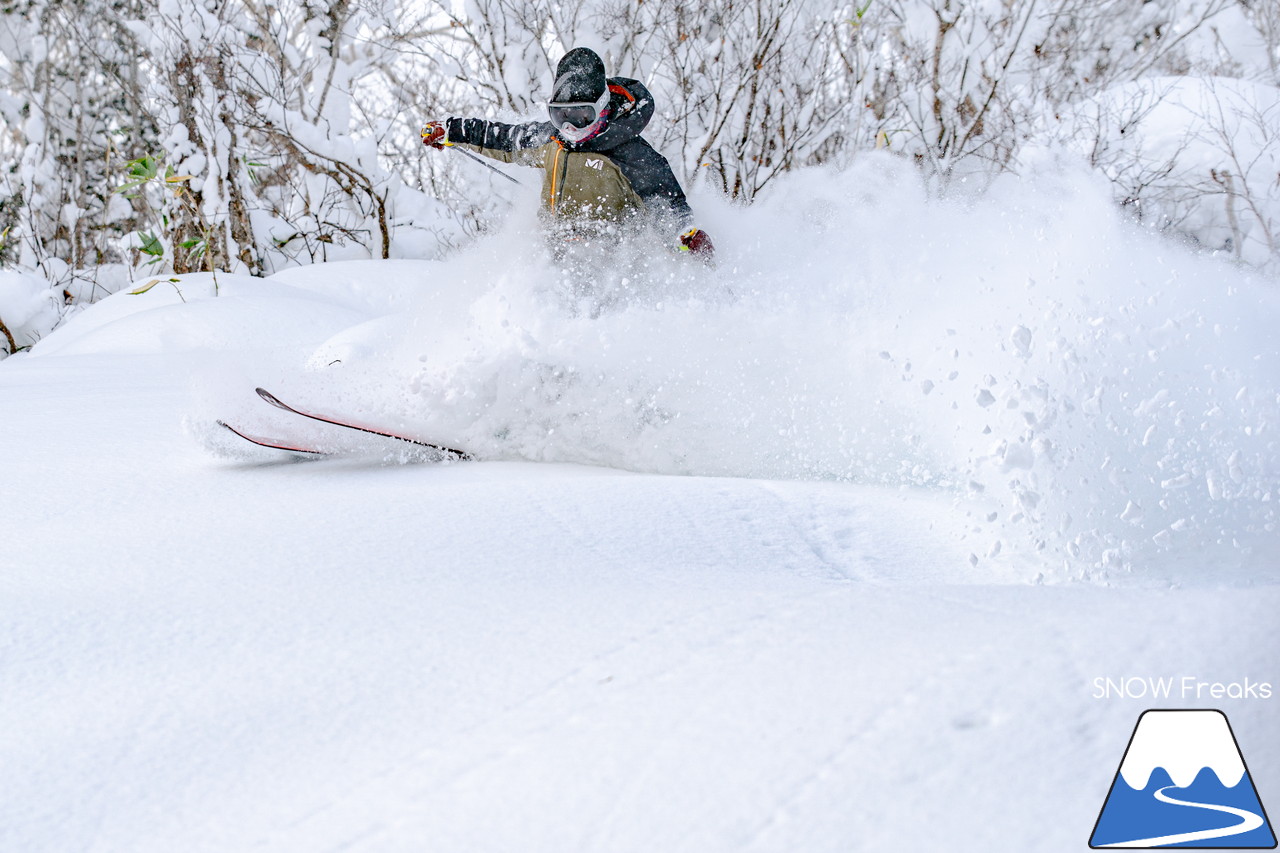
[421,122,448,149]
[680,228,715,261]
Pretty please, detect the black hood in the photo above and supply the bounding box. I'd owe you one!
[550,47,607,104]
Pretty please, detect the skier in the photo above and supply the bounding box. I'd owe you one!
[421,47,714,263]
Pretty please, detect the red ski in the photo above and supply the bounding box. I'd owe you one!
[251,387,472,460]
[217,420,325,455]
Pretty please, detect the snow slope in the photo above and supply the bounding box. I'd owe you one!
[1,158,1277,851]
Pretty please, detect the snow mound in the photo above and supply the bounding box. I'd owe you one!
[29,272,370,357]
[0,269,61,353]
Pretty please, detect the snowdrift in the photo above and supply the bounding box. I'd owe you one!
[29,155,1280,582]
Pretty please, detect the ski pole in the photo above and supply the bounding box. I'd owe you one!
[442,141,522,186]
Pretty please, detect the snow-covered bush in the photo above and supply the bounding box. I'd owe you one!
[0,0,150,288]
[1,0,1277,320]
[1054,77,1279,270]
[0,268,59,355]
[0,0,460,292]
[121,0,448,275]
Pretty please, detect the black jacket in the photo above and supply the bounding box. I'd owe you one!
[445,78,694,237]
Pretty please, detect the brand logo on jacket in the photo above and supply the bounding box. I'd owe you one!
[585,158,604,170]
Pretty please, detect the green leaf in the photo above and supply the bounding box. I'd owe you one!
[125,155,158,181]
[137,231,164,257]
[129,278,183,297]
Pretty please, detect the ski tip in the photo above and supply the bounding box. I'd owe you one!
[255,387,289,410]
[218,419,325,455]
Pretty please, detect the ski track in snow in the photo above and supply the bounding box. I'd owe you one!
[1,350,1277,851]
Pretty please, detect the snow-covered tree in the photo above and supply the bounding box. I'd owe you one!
[0,0,152,295]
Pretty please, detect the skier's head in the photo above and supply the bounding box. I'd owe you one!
[549,47,609,144]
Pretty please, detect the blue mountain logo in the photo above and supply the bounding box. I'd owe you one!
[1091,710,1276,848]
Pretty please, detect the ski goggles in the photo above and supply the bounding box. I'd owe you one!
[548,91,610,129]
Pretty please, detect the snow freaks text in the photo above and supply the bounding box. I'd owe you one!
[1092,677,1274,701]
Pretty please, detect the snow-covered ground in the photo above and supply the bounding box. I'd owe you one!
[2,160,1277,851]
